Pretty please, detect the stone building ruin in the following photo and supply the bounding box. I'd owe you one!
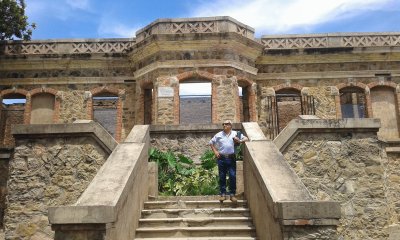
[1,16,400,239]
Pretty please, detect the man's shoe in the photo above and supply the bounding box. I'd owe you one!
[230,195,238,204]
[219,195,226,202]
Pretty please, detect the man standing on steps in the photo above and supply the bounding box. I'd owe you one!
[209,120,248,204]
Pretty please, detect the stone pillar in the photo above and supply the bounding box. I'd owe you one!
[154,76,178,124]
[212,76,239,123]
[148,162,158,198]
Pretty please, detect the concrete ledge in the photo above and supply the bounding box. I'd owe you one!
[242,122,268,141]
[150,123,242,135]
[12,122,118,154]
[278,201,341,220]
[274,118,381,152]
[125,125,150,143]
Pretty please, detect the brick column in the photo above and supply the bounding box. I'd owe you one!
[23,93,31,124]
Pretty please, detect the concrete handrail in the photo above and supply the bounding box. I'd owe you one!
[49,125,150,240]
[242,122,340,239]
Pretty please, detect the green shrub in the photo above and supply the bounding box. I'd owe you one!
[149,148,218,196]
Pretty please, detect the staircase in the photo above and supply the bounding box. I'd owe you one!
[134,197,257,240]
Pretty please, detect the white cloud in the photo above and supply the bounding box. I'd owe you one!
[66,0,91,10]
[191,0,396,34]
[98,20,139,38]
[180,83,211,96]
[26,0,93,21]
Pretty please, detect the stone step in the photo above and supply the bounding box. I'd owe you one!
[135,237,257,240]
[141,207,251,219]
[139,216,253,228]
[135,226,256,238]
[144,200,247,209]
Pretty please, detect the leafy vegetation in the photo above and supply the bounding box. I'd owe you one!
[0,0,36,40]
[149,148,219,196]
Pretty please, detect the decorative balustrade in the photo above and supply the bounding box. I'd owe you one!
[135,16,255,42]
[1,39,135,55]
[261,32,400,49]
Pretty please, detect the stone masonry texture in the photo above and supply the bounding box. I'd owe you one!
[0,160,8,229]
[282,132,389,239]
[4,137,108,240]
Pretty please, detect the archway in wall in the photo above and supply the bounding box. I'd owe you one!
[179,80,212,124]
[0,94,26,147]
[92,92,118,137]
[340,87,367,118]
[143,84,154,125]
[238,86,250,122]
[371,86,399,139]
[276,89,302,132]
[31,93,55,124]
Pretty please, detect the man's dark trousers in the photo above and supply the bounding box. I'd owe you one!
[217,156,236,196]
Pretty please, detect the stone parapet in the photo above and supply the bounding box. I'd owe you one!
[136,16,255,43]
[12,121,118,154]
[261,32,400,50]
[0,38,135,55]
[274,118,381,152]
[4,121,115,239]
[49,125,150,240]
[242,123,340,239]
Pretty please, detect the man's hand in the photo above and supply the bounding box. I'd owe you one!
[233,137,241,144]
[214,151,220,159]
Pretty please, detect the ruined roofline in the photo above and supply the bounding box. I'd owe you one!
[260,31,400,49]
[135,16,255,42]
[2,15,400,54]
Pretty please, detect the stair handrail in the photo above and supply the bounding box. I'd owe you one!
[241,122,341,239]
[48,125,150,240]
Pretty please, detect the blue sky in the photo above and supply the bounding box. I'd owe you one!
[26,0,400,40]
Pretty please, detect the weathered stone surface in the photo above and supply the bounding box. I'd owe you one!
[150,133,212,163]
[4,137,108,239]
[282,132,388,239]
[283,226,337,239]
[59,91,88,123]
[0,160,9,229]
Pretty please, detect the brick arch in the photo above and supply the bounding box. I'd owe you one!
[87,86,124,142]
[336,82,367,91]
[367,81,397,90]
[1,88,28,98]
[0,89,30,124]
[175,71,216,123]
[90,86,122,97]
[367,82,400,137]
[176,70,215,82]
[236,77,257,122]
[28,88,61,124]
[273,83,303,93]
[335,82,370,119]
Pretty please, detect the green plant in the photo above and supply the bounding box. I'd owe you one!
[149,148,218,196]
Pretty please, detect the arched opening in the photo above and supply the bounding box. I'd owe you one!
[31,93,55,124]
[92,92,118,137]
[340,87,367,118]
[179,80,212,124]
[276,88,302,132]
[0,93,26,147]
[143,84,154,125]
[238,86,250,122]
[371,86,399,139]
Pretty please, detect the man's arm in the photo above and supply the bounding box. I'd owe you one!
[210,143,220,159]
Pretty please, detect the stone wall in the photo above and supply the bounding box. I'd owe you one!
[0,159,9,229]
[4,137,108,239]
[386,151,400,226]
[150,131,213,163]
[282,132,389,239]
[0,104,25,147]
